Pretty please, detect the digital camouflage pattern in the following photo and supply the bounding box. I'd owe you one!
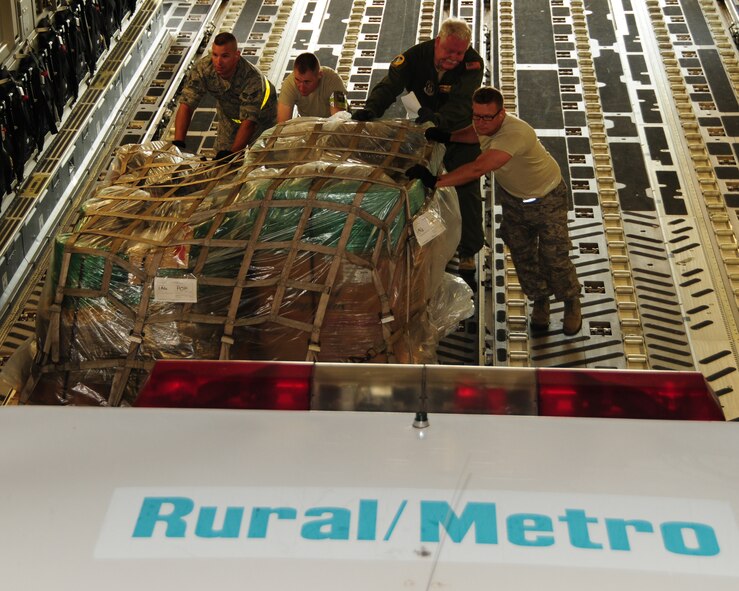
[179,56,277,150]
[498,181,581,301]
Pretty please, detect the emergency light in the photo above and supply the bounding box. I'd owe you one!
[135,360,725,421]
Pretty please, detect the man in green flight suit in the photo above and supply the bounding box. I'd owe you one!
[174,32,277,160]
[352,17,485,276]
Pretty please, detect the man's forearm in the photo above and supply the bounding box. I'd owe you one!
[436,161,488,188]
[231,120,256,151]
[437,149,507,188]
[174,104,193,142]
[277,103,293,123]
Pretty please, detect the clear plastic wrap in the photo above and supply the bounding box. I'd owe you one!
[28,119,463,406]
[0,337,36,395]
[428,274,476,339]
[104,140,204,190]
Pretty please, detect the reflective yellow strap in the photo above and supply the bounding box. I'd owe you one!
[231,79,271,124]
[260,79,271,110]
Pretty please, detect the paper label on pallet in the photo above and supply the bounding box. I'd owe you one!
[413,210,445,246]
[153,277,198,303]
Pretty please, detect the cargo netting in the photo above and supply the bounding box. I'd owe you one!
[26,117,467,405]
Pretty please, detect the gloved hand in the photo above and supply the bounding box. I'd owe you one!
[424,127,451,143]
[405,164,437,189]
[351,108,375,121]
[172,139,187,150]
[214,149,233,161]
[416,107,440,125]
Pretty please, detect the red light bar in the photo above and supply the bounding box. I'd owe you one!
[536,368,725,421]
[133,361,725,421]
[134,360,312,410]
[453,383,509,414]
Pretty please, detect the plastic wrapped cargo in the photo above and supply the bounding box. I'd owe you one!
[27,118,468,406]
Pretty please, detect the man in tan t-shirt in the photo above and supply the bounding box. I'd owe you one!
[277,53,348,122]
[406,86,582,335]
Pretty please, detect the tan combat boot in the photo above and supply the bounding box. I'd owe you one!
[530,299,550,332]
[563,298,582,335]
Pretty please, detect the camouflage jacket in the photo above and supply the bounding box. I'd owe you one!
[179,56,276,127]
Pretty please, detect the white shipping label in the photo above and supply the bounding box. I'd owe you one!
[153,277,198,303]
[413,210,446,246]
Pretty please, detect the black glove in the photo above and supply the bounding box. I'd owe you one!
[351,108,375,122]
[405,164,437,189]
[172,139,187,150]
[416,107,440,125]
[214,149,233,161]
[424,127,452,143]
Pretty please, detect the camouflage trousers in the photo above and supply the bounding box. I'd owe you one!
[498,180,581,301]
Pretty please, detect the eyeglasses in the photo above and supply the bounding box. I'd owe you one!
[472,108,503,121]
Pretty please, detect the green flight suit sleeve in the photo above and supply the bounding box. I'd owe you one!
[364,51,412,116]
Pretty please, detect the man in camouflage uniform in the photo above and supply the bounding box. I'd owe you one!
[174,32,277,159]
[351,18,485,276]
[407,86,582,335]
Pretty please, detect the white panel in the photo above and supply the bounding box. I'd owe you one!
[1,407,739,589]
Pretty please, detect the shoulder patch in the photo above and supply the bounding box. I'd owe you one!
[391,54,406,67]
[465,61,481,70]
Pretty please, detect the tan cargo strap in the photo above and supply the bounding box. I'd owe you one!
[33,121,437,405]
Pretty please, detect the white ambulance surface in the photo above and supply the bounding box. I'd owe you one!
[1,407,738,589]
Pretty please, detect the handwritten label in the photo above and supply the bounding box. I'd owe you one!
[153,277,198,303]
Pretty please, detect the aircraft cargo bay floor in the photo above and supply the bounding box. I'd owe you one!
[1,0,738,419]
